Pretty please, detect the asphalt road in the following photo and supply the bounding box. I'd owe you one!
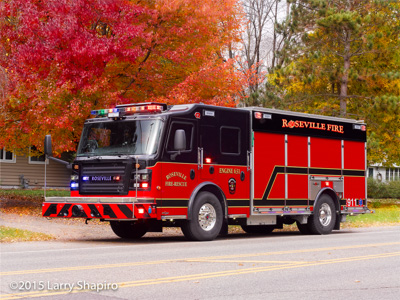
[1,226,400,300]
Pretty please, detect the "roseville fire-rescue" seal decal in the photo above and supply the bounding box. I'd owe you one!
[165,172,188,187]
[228,178,236,194]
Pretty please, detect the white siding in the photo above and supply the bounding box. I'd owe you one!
[0,155,70,188]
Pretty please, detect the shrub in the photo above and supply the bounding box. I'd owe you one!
[367,178,400,199]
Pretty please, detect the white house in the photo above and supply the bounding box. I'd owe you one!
[0,148,70,189]
[368,164,400,182]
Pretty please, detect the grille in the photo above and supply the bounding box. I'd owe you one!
[80,163,128,195]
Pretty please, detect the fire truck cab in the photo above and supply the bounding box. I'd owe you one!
[43,103,369,241]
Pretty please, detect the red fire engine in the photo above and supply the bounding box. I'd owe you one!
[43,103,369,241]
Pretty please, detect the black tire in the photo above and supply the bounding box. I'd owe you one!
[241,224,275,234]
[181,192,223,241]
[296,221,312,235]
[110,221,148,239]
[308,194,337,235]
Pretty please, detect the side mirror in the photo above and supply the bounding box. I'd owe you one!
[44,135,52,156]
[174,129,186,151]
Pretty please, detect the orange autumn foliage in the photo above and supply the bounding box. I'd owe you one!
[0,0,251,155]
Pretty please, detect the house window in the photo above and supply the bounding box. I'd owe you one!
[385,168,400,181]
[368,168,373,178]
[0,148,16,163]
[29,147,48,164]
[388,168,400,181]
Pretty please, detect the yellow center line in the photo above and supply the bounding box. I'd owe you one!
[120,252,400,288]
[186,259,312,264]
[1,251,399,300]
[1,241,399,277]
[0,260,172,276]
[191,242,400,260]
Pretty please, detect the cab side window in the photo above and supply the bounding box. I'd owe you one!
[167,122,194,153]
[220,126,240,155]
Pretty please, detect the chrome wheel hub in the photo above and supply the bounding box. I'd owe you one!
[319,203,332,226]
[198,203,216,231]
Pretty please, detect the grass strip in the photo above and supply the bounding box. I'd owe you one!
[0,226,55,243]
[0,189,69,198]
[343,205,400,228]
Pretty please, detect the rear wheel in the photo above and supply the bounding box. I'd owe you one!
[110,221,148,239]
[181,192,223,241]
[308,195,336,235]
[241,224,275,234]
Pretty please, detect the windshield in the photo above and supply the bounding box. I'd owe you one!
[77,119,163,157]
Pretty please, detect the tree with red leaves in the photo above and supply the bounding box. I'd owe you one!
[0,0,248,154]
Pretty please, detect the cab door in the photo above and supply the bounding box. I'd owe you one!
[199,109,251,216]
[160,118,198,218]
[199,123,218,180]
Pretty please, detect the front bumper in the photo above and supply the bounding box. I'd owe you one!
[42,197,157,220]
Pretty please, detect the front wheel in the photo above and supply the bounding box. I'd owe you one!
[181,192,223,241]
[110,221,148,239]
[308,195,337,235]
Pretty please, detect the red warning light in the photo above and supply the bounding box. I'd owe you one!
[205,158,212,164]
[322,181,333,189]
[254,112,262,119]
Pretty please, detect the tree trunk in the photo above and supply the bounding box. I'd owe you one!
[339,58,349,117]
[271,0,279,69]
[340,32,351,117]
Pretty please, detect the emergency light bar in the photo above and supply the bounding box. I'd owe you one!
[91,102,167,118]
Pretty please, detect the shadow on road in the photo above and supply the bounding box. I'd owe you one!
[72,228,356,245]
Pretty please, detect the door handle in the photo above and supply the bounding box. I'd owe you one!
[247,151,252,171]
[198,147,203,170]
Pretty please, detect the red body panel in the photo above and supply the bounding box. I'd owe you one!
[287,135,309,202]
[310,137,341,169]
[343,177,365,200]
[343,140,366,203]
[251,132,366,211]
[344,141,365,170]
[288,135,308,167]
[269,174,285,199]
[253,132,284,204]
[288,174,308,200]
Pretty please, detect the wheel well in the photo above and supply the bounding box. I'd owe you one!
[188,183,227,220]
[315,188,340,213]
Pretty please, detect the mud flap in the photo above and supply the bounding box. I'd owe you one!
[334,213,341,230]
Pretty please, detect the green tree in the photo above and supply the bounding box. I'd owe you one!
[269,0,400,165]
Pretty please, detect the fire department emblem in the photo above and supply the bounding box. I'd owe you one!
[228,178,236,194]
